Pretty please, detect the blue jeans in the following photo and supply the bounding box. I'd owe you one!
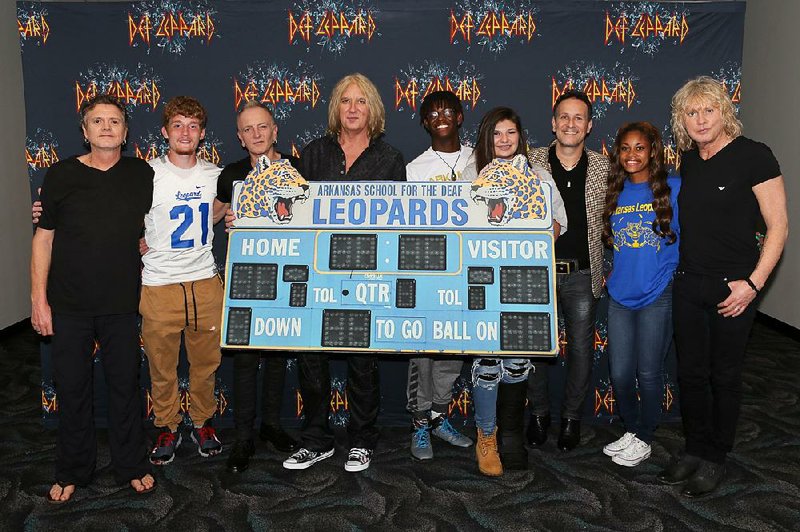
[472,358,531,434]
[607,282,673,443]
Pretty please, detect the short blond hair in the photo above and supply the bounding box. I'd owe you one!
[327,73,385,139]
[670,75,742,151]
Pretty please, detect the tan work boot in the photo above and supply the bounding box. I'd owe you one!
[476,428,503,476]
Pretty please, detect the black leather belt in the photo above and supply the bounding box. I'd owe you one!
[555,259,580,275]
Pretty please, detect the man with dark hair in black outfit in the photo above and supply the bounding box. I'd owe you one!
[214,101,300,473]
[32,94,155,502]
[526,90,610,451]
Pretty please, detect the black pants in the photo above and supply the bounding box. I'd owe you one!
[51,313,150,486]
[232,351,290,441]
[528,269,598,419]
[673,271,757,463]
[296,354,379,451]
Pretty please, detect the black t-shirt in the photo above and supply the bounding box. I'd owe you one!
[299,134,405,182]
[678,136,781,277]
[38,156,154,315]
[216,152,301,203]
[549,146,590,268]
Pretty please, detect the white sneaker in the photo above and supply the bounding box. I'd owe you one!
[603,432,636,457]
[611,437,651,467]
[344,447,373,472]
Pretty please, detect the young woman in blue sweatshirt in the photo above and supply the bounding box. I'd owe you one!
[601,122,680,467]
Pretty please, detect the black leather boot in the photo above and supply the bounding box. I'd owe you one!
[557,418,581,451]
[497,381,528,470]
[681,459,726,497]
[657,453,702,485]
[226,439,255,473]
[526,413,551,447]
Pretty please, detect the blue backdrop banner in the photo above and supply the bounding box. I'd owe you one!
[21,0,745,428]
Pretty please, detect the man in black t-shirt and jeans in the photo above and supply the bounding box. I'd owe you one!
[658,76,788,497]
[526,90,610,451]
[213,101,301,473]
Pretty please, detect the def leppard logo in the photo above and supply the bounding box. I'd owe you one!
[450,9,536,44]
[128,11,215,46]
[593,328,607,353]
[135,144,162,162]
[288,9,376,43]
[42,388,58,413]
[233,78,321,110]
[233,62,323,121]
[448,388,472,417]
[294,388,349,417]
[594,384,675,416]
[552,77,637,109]
[75,80,161,112]
[604,12,689,45]
[18,12,50,44]
[26,144,58,169]
[663,144,682,170]
[287,1,378,53]
[145,388,228,417]
[197,145,221,166]
[395,76,481,111]
[594,385,616,416]
[722,80,741,104]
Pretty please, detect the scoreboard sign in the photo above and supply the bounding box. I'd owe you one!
[222,156,559,356]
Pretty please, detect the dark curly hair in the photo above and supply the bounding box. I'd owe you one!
[602,121,676,248]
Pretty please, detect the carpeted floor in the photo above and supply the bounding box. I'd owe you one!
[0,320,798,531]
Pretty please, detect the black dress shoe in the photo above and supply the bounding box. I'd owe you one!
[259,423,299,453]
[557,418,581,451]
[226,439,255,473]
[681,460,726,497]
[526,414,551,447]
[657,453,701,485]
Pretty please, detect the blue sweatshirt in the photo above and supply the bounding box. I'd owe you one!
[607,176,680,309]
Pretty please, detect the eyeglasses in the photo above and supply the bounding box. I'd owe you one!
[426,108,456,120]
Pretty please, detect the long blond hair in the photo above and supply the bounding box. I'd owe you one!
[326,73,385,139]
[670,75,742,151]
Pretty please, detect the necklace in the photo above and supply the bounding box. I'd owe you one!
[557,157,579,172]
[432,148,462,181]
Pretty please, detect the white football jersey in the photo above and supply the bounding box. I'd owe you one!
[142,156,221,286]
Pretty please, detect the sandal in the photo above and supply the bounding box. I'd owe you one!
[130,474,156,495]
[46,481,75,505]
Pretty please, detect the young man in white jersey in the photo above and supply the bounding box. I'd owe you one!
[405,91,473,460]
[143,96,225,465]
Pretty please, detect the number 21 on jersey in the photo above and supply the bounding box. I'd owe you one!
[170,202,210,249]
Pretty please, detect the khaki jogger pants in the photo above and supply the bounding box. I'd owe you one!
[140,275,223,431]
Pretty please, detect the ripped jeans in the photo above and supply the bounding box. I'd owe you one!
[471,358,532,434]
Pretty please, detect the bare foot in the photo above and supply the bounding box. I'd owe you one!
[48,483,75,503]
[130,474,155,493]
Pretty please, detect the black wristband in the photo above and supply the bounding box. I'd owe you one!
[744,278,760,294]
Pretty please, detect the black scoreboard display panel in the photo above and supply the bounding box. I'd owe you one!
[222,229,558,356]
[329,234,378,270]
[398,234,447,271]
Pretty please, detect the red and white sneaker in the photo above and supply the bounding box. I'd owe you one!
[191,420,222,457]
